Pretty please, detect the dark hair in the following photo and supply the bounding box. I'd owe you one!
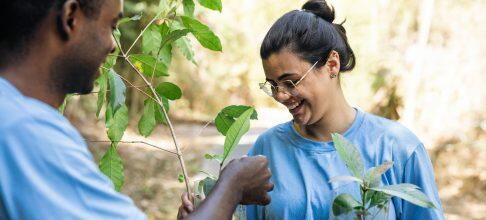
[0,0,103,66]
[260,0,356,72]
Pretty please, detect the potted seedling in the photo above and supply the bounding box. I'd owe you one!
[330,133,436,220]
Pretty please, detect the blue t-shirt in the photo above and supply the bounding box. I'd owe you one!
[246,108,443,220]
[0,77,146,219]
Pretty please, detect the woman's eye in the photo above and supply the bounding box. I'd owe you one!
[283,81,296,87]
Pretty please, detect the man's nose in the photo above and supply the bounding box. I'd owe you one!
[110,36,117,54]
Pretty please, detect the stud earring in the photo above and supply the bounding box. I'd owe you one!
[330,73,337,79]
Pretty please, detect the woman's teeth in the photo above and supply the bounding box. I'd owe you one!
[288,101,303,110]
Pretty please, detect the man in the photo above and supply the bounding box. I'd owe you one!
[0,0,273,219]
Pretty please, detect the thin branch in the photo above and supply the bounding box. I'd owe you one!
[124,57,192,194]
[116,29,192,195]
[196,120,213,138]
[117,73,157,102]
[125,11,164,55]
[87,140,178,155]
[107,54,125,58]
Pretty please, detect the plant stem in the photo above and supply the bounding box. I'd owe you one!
[125,56,192,195]
[114,24,192,195]
[125,11,164,55]
[87,140,178,155]
[361,185,367,220]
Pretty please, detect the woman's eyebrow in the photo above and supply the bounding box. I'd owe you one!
[266,72,298,82]
[278,73,298,81]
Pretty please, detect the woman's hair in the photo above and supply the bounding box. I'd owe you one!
[260,0,356,72]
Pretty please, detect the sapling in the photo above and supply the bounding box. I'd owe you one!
[330,133,436,220]
[195,105,258,219]
[58,0,228,197]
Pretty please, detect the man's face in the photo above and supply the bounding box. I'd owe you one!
[51,0,123,95]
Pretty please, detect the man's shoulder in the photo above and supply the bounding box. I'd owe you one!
[0,94,84,151]
[0,93,69,130]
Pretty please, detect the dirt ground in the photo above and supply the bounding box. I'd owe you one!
[76,115,485,220]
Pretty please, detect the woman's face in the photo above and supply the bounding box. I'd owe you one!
[262,49,341,126]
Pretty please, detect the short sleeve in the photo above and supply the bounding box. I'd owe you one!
[399,144,444,219]
[0,118,146,220]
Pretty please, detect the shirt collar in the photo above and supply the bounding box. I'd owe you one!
[0,77,23,98]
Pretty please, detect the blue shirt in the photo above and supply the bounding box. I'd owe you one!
[246,108,443,220]
[0,77,146,219]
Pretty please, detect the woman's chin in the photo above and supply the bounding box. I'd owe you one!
[293,114,310,126]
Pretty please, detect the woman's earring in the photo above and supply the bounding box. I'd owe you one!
[330,73,337,79]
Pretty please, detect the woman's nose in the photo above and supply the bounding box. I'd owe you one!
[273,90,292,103]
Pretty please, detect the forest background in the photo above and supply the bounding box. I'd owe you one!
[62,0,485,219]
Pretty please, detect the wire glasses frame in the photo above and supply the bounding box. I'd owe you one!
[259,59,320,97]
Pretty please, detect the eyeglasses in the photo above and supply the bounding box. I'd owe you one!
[259,59,320,97]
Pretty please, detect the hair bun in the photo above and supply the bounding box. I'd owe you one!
[302,0,335,23]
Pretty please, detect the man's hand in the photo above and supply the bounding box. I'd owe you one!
[177,155,273,220]
[220,155,273,205]
[177,192,194,220]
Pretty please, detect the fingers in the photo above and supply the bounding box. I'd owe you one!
[177,205,189,220]
[181,192,194,213]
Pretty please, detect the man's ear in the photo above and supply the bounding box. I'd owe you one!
[57,0,82,41]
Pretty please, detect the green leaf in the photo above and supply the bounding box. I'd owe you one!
[204,153,224,164]
[154,97,170,125]
[118,13,142,26]
[95,70,108,118]
[181,16,222,51]
[365,161,394,188]
[58,94,73,114]
[222,105,258,119]
[129,54,169,77]
[199,177,217,196]
[329,175,363,184]
[107,105,129,143]
[222,108,253,164]
[178,174,185,183]
[155,82,182,100]
[175,37,196,64]
[142,24,162,55]
[197,0,222,12]
[183,0,195,16]
[138,99,156,137]
[107,69,126,112]
[331,133,364,178]
[215,112,235,136]
[99,143,125,191]
[160,29,190,50]
[367,190,391,209]
[215,105,258,136]
[105,104,113,124]
[370,184,436,208]
[170,21,197,64]
[332,193,361,216]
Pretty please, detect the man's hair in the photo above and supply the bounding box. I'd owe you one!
[0,0,103,67]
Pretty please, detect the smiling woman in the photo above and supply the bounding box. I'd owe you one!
[246,0,444,219]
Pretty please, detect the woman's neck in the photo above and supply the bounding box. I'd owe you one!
[295,96,356,142]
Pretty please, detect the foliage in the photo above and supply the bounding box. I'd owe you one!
[330,133,436,219]
[197,106,257,200]
[86,0,228,193]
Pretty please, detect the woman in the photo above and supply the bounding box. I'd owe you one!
[179,0,443,219]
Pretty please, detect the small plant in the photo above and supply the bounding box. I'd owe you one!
[59,0,229,197]
[193,106,257,219]
[330,133,436,220]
